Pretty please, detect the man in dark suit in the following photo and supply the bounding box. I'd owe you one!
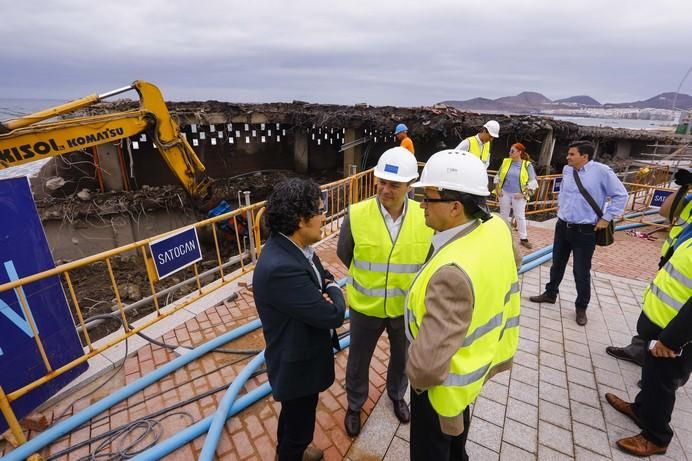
[253,178,346,461]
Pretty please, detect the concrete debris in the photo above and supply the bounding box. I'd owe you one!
[76,189,92,201]
[44,176,66,191]
[117,283,142,301]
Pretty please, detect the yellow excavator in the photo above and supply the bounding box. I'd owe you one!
[0,80,212,200]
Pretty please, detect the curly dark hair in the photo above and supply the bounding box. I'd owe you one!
[265,178,321,235]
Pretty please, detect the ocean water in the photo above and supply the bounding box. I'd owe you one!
[0,98,67,179]
[551,115,676,131]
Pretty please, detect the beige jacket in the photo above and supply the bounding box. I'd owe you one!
[406,221,521,435]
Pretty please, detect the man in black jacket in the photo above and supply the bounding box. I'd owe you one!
[253,178,346,461]
[604,238,692,456]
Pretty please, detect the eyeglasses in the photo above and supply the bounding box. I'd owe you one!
[421,197,457,203]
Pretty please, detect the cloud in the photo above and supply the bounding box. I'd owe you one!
[1,0,691,105]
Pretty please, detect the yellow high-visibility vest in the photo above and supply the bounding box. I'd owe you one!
[498,158,530,193]
[643,239,692,329]
[405,215,519,417]
[661,198,692,258]
[347,198,433,318]
[467,136,491,163]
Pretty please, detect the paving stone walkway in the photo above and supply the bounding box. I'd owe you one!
[3,220,688,460]
[350,233,692,460]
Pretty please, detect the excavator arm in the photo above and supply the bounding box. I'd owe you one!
[0,81,212,199]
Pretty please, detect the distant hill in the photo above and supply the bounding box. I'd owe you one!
[495,91,552,109]
[441,91,692,113]
[555,95,601,106]
[604,92,692,110]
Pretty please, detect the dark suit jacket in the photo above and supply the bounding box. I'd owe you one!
[253,234,346,401]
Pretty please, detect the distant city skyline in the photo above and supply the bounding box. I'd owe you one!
[2,0,691,106]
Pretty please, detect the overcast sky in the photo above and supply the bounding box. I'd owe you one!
[2,0,691,106]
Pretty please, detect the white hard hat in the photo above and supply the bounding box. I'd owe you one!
[483,120,500,138]
[412,150,490,196]
[374,147,419,182]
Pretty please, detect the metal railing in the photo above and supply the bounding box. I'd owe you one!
[0,161,674,448]
[0,167,376,448]
[486,172,562,216]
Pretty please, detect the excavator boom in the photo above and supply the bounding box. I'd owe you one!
[0,81,211,199]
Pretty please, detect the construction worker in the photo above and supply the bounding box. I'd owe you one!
[337,146,433,437]
[604,237,691,456]
[406,150,520,461]
[395,123,415,155]
[606,168,692,367]
[454,120,500,168]
[494,143,539,248]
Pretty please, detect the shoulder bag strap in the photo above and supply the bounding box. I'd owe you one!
[572,169,603,219]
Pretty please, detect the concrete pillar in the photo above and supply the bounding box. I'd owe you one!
[342,128,363,177]
[537,126,555,174]
[94,144,125,192]
[615,140,632,160]
[294,131,309,174]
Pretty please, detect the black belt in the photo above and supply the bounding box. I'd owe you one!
[558,219,595,231]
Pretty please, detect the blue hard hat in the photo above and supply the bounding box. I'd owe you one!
[394,123,408,135]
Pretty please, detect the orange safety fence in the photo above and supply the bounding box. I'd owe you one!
[0,168,376,445]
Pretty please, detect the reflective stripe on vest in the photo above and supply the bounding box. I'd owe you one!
[352,260,422,274]
[347,276,408,298]
[498,158,530,193]
[347,198,434,318]
[405,215,520,417]
[467,136,491,163]
[643,240,692,329]
[661,199,692,258]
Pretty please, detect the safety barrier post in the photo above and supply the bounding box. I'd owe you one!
[63,271,94,351]
[0,386,27,447]
[15,287,52,373]
[253,207,266,259]
[105,257,129,332]
[244,191,257,263]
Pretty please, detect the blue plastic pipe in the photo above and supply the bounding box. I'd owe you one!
[199,352,266,460]
[2,319,263,461]
[519,245,554,266]
[133,383,273,461]
[133,335,352,461]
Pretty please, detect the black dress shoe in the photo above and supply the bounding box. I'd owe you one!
[576,308,587,326]
[529,293,556,303]
[605,345,643,366]
[344,408,361,437]
[391,399,410,423]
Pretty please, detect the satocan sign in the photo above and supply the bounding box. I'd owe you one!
[650,189,674,208]
[149,227,203,280]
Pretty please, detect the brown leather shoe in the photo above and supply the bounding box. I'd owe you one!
[616,434,667,457]
[605,393,642,428]
[529,293,556,303]
[302,446,324,461]
[576,308,587,326]
[391,399,410,423]
[344,408,361,437]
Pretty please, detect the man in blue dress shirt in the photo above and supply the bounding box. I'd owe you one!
[530,141,628,325]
